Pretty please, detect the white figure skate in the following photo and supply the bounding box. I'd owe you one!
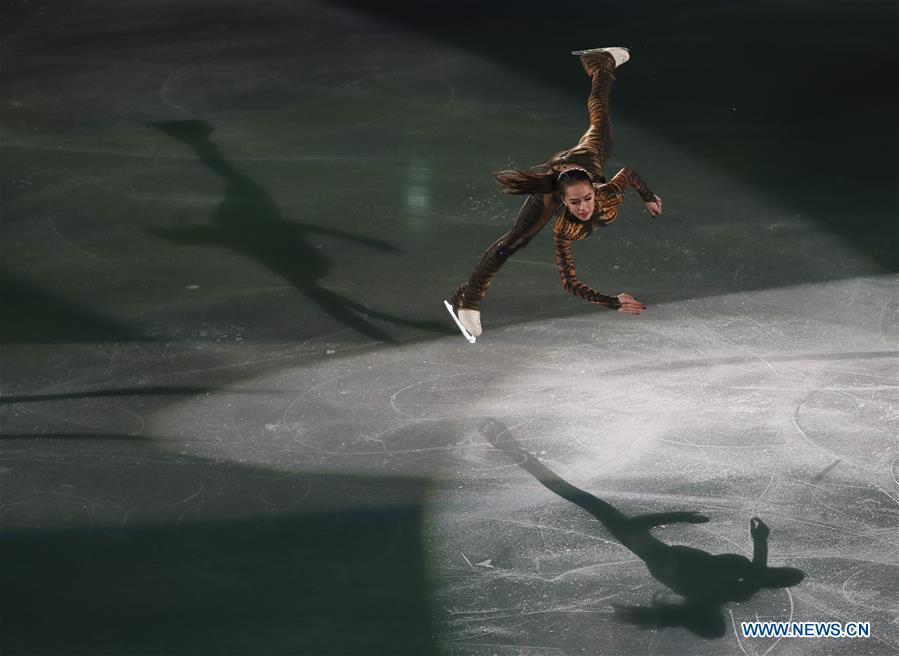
[443,300,479,343]
[570,46,630,67]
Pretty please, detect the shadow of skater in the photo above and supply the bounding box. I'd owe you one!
[479,419,805,639]
[147,120,452,343]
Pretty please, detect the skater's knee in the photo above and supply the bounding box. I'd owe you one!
[494,240,517,259]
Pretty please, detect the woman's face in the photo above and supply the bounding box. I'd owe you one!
[561,182,595,221]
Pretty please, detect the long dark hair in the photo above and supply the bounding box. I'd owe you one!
[494,145,599,196]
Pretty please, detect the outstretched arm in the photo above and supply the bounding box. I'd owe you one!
[606,167,658,204]
[552,232,645,314]
[553,235,621,309]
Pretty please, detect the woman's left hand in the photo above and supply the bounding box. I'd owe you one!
[645,194,662,217]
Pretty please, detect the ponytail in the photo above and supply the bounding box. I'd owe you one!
[493,168,557,195]
[494,145,599,196]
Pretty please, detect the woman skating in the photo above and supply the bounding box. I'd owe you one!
[446,47,662,341]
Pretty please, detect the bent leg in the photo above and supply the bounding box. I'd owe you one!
[451,193,556,311]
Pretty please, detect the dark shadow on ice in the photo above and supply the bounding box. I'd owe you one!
[0,385,294,405]
[812,460,842,482]
[0,432,155,441]
[147,120,453,343]
[0,442,437,655]
[0,268,147,344]
[480,418,805,639]
[0,386,213,404]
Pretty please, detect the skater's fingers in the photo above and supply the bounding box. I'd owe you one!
[616,293,645,314]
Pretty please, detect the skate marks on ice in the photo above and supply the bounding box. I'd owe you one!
[430,416,896,652]
[477,419,805,639]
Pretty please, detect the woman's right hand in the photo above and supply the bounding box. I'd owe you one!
[617,293,646,315]
[645,194,663,217]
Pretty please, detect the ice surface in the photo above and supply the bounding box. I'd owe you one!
[2,1,896,654]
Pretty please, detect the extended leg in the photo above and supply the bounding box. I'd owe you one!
[574,49,622,177]
[450,193,556,312]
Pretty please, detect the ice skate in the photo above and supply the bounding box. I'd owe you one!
[458,308,482,337]
[443,300,479,343]
[571,46,630,68]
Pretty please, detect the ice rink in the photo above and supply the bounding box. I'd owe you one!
[2,1,897,654]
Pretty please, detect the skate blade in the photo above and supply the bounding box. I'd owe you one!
[444,300,476,344]
[571,46,628,55]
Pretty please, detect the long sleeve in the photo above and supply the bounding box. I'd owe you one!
[605,166,656,202]
[553,232,621,309]
[593,166,656,223]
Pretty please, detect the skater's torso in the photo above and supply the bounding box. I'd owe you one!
[547,167,651,308]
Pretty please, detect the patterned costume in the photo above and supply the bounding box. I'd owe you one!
[450,51,656,313]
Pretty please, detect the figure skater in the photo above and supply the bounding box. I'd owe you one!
[445,47,662,342]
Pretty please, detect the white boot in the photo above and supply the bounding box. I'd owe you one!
[457,308,482,337]
[571,46,630,68]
